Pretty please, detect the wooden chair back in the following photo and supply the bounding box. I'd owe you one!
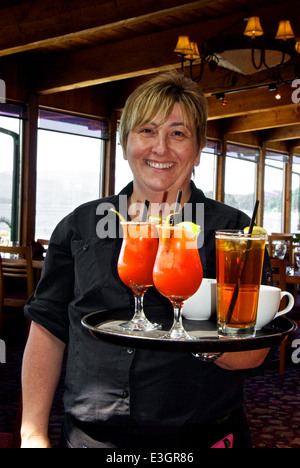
[270,257,287,290]
[269,257,293,375]
[0,246,34,307]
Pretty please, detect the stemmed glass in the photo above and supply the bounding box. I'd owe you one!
[117,221,161,331]
[274,241,287,260]
[153,223,203,340]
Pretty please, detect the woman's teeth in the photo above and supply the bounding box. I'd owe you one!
[146,160,175,169]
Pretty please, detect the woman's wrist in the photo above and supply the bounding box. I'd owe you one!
[21,431,52,448]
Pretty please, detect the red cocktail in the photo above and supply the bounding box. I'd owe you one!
[153,223,203,339]
[118,222,161,331]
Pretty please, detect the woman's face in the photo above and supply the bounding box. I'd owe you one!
[124,103,201,199]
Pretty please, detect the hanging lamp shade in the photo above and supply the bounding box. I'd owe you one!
[295,41,300,53]
[185,42,200,60]
[275,20,295,40]
[244,17,264,39]
[174,36,193,55]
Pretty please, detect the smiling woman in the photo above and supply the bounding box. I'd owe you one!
[119,71,207,211]
[22,71,271,449]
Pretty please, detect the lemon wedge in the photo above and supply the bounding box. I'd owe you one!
[148,216,162,225]
[178,221,201,238]
[243,226,268,236]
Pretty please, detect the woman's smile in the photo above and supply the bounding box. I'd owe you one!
[145,159,176,170]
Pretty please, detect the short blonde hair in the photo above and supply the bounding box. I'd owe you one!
[119,71,208,152]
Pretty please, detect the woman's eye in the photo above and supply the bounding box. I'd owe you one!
[140,128,153,135]
[172,130,185,137]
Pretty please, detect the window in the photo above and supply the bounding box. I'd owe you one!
[224,144,259,218]
[36,110,108,240]
[263,151,287,234]
[114,131,132,194]
[291,159,300,233]
[193,140,218,199]
[0,107,22,245]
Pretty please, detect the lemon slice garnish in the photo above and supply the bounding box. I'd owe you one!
[243,226,268,236]
[148,216,162,225]
[178,221,201,238]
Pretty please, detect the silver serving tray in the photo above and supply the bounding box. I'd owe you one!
[81,306,297,353]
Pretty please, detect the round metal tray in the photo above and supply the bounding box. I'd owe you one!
[81,306,297,353]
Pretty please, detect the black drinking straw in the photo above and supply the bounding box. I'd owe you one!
[225,200,260,325]
[170,190,182,226]
[248,200,259,236]
[142,200,150,222]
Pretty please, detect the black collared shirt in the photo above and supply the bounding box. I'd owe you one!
[25,182,270,435]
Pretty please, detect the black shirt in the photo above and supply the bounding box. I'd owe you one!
[25,181,270,442]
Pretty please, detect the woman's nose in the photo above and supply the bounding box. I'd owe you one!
[152,134,168,156]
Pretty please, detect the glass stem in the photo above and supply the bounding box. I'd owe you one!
[172,303,183,332]
[132,293,147,321]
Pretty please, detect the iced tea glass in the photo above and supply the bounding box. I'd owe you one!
[153,224,203,340]
[216,230,267,338]
[117,221,161,331]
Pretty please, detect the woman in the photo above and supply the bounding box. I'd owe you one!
[21,71,270,448]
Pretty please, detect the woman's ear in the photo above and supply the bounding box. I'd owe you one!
[194,151,201,167]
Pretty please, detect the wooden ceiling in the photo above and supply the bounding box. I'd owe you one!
[1,0,300,156]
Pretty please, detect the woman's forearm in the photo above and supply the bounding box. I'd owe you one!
[21,322,66,448]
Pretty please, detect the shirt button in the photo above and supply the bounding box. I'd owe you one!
[122,389,129,398]
[127,348,134,355]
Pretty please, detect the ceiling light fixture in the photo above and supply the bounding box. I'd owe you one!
[174,17,299,84]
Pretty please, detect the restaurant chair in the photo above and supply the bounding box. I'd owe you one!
[0,246,34,337]
[270,257,299,375]
[268,233,294,266]
[270,257,287,290]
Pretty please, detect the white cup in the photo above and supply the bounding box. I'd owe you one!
[182,278,217,320]
[256,285,294,330]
